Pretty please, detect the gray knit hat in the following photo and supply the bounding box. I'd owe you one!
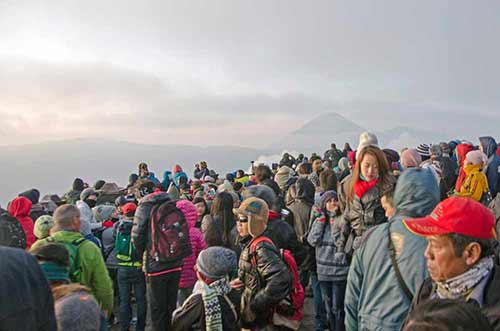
[196,246,237,280]
[55,292,101,331]
[80,188,98,201]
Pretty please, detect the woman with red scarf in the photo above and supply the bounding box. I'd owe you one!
[335,146,395,263]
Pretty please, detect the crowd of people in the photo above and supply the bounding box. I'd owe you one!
[1,133,500,331]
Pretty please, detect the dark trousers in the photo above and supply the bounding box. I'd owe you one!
[117,267,147,331]
[319,280,347,331]
[147,271,181,331]
[311,273,328,331]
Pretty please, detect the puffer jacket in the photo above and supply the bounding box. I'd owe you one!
[307,207,348,282]
[337,174,395,257]
[345,168,440,331]
[177,200,207,289]
[480,136,500,198]
[132,192,183,275]
[8,196,35,249]
[456,164,489,202]
[266,211,307,267]
[455,143,475,191]
[238,232,292,328]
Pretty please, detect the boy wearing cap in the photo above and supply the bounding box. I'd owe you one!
[235,197,292,329]
[403,197,500,328]
[172,246,240,331]
[114,202,147,331]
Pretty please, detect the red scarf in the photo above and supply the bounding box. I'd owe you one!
[354,178,378,198]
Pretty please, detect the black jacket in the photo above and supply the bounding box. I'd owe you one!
[172,289,241,331]
[132,192,183,274]
[238,232,292,328]
[0,247,57,331]
[406,265,500,331]
[266,213,307,267]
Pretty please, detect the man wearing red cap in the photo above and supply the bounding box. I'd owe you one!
[403,197,500,328]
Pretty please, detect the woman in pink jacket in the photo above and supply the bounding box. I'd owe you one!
[176,200,207,305]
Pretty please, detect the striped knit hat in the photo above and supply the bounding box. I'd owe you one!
[416,144,431,157]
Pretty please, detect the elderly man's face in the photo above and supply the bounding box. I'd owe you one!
[424,235,469,282]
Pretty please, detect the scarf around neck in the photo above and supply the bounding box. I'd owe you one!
[354,176,378,198]
[201,277,232,331]
[435,256,494,300]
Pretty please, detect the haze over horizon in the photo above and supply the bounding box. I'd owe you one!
[1,1,499,149]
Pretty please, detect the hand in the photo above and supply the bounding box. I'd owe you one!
[230,278,244,290]
[334,252,347,264]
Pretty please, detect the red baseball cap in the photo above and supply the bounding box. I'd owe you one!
[122,202,137,215]
[403,197,496,240]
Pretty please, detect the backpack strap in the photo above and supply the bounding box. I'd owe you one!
[223,294,238,321]
[387,223,413,301]
[249,236,274,267]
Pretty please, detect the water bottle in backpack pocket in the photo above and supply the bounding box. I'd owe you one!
[149,201,192,262]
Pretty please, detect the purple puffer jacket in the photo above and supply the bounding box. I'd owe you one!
[176,200,207,289]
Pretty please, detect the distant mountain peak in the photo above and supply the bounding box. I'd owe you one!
[292,112,365,135]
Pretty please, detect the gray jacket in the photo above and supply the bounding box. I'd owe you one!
[307,207,349,282]
[345,168,440,331]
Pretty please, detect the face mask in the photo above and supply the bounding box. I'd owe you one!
[85,199,97,208]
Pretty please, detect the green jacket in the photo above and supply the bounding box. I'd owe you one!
[31,230,113,313]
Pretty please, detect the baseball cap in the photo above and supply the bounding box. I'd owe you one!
[403,197,496,240]
[122,202,137,215]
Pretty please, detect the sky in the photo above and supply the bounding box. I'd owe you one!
[0,0,499,148]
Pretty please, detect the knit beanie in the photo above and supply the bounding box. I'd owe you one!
[34,215,54,239]
[320,190,338,210]
[465,150,487,166]
[401,149,422,169]
[19,189,41,205]
[80,188,97,202]
[196,246,237,280]
[93,205,116,223]
[356,132,379,159]
[55,292,101,331]
[416,144,431,157]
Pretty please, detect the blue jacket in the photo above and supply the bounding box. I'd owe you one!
[345,168,440,331]
[480,136,500,198]
[162,171,172,190]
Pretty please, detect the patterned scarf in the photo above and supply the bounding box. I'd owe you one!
[201,277,232,331]
[435,257,494,300]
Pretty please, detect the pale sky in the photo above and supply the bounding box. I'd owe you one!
[0,0,499,147]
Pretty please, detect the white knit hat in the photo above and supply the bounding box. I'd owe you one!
[356,132,379,158]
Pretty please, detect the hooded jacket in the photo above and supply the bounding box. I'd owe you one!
[132,192,184,275]
[480,136,500,198]
[161,170,172,191]
[456,164,489,202]
[177,200,207,289]
[288,177,315,243]
[345,168,440,331]
[76,200,102,232]
[275,166,294,191]
[30,230,114,313]
[8,196,35,249]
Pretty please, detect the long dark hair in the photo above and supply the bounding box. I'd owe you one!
[347,146,390,204]
[210,192,236,247]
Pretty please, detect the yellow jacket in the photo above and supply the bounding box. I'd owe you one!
[456,164,489,202]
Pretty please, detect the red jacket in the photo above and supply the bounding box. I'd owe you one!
[8,197,35,249]
[455,143,475,192]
